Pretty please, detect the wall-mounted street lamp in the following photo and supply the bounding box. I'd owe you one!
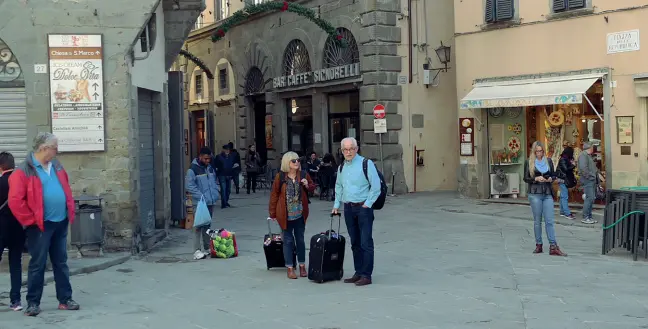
[423,41,452,87]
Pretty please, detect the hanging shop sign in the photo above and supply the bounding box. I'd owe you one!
[48,34,105,152]
[272,63,360,89]
[459,118,475,156]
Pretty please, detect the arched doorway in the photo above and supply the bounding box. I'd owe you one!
[245,66,268,163]
[323,28,361,157]
[282,39,313,157]
[0,38,27,163]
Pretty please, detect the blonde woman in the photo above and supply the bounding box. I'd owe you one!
[268,152,316,279]
[523,141,566,256]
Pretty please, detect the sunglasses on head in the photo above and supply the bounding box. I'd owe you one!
[290,159,299,164]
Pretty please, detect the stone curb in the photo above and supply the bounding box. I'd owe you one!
[20,254,131,287]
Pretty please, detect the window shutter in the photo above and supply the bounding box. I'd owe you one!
[568,0,586,9]
[485,0,495,23]
[553,0,566,12]
[495,0,514,21]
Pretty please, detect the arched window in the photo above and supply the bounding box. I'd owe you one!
[282,40,311,76]
[245,66,265,94]
[0,38,22,83]
[323,28,359,68]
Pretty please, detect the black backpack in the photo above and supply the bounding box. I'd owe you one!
[339,158,388,210]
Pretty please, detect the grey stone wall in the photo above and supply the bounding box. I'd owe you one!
[357,0,407,193]
[0,0,197,249]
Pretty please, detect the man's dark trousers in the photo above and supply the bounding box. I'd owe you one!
[343,203,375,279]
[25,219,73,305]
[218,176,231,207]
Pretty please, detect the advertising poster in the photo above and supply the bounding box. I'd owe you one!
[48,34,105,152]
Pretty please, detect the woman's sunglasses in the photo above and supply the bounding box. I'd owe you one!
[290,159,299,164]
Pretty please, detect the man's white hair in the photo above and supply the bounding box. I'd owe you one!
[33,132,58,152]
[340,137,358,149]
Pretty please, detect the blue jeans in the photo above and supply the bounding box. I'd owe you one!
[582,180,595,219]
[218,176,231,207]
[344,204,374,279]
[558,183,572,216]
[25,219,73,305]
[282,217,306,267]
[529,194,557,245]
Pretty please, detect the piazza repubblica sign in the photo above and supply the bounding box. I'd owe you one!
[272,63,360,89]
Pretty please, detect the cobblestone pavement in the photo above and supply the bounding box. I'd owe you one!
[1,192,647,329]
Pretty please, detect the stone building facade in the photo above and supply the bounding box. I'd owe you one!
[0,0,202,250]
[178,0,459,194]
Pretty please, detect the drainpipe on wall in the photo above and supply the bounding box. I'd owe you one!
[408,0,413,83]
[603,69,613,189]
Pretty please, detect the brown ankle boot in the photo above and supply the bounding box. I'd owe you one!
[299,264,307,277]
[287,267,297,279]
[533,244,543,254]
[549,245,567,256]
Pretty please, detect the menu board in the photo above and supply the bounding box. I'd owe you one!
[48,34,105,152]
[459,117,475,156]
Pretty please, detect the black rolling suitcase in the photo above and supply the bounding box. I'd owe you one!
[308,213,346,283]
[264,218,296,270]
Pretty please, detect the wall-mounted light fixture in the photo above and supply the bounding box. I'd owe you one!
[423,41,452,87]
[291,99,299,114]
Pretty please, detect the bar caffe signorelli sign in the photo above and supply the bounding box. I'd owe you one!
[272,63,360,89]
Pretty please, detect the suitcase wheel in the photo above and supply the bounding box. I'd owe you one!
[337,270,344,280]
[267,267,270,270]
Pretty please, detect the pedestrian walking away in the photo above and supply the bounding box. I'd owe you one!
[523,141,566,257]
[213,144,235,208]
[228,142,242,194]
[332,137,382,286]
[268,151,315,279]
[556,146,577,220]
[245,144,262,194]
[8,132,80,316]
[185,147,220,260]
[578,142,598,224]
[0,152,26,311]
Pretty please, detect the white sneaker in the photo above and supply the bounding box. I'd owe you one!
[581,218,597,224]
[193,250,207,260]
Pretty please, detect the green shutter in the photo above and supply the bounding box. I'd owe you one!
[568,0,586,9]
[495,0,514,21]
[485,0,495,22]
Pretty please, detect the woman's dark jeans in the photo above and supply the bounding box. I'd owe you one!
[246,172,257,193]
[0,240,24,303]
[282,217,306,267]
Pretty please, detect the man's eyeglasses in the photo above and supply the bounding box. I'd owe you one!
[342,148,357,153]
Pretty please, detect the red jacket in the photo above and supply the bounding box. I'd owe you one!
[8,154,75,231]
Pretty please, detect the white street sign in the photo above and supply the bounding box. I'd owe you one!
[373,118,387,134]
[48,34,105,152]
[34,64,47,74]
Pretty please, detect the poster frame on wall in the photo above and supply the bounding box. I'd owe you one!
[47,33,106,153]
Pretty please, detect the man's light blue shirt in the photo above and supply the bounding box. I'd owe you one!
[334,155,381,209]
[32,154,67,222]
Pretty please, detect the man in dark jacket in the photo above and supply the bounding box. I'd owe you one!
[578,142,597,224]
[213,144,235,208]
[556,147,576,220]
[0,152,25,311]
[227,142,241,194]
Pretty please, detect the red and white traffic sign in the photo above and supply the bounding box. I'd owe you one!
[373,104,386,119]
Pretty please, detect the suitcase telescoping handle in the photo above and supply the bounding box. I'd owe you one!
[267,217,278,235]
[329,213,341,238]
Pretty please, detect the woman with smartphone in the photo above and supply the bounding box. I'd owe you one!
[523,141,567,256]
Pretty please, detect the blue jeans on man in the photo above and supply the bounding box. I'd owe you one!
[218,176,231,208]
[282,217,306,267]
[528,194,557,245]
[582,180,596,219]
[25,219,73,306]
[344,204,374,279]
[558,183,572,216]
